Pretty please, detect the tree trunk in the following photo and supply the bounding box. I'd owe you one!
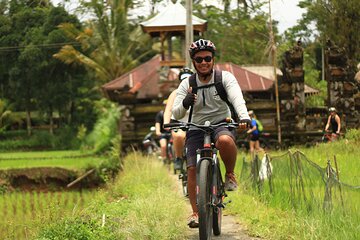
[49,108,54,135]
[26,109,32,136]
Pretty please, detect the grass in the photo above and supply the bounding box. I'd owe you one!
[0,156,107,170]
[0,191,93,239]
[226,133,360,240]
[0,150,89,159]
[36,152,190,239]
[2,132,359,239]
[0,150,106,170]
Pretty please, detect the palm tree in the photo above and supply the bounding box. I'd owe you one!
[54,0,152,85]
[0,99,22,134]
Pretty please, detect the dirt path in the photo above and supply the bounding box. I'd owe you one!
[170,172,261,240]
[186,213,261,240]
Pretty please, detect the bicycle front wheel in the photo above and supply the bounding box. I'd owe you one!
[198,160,212,240]
[212,166,223,236]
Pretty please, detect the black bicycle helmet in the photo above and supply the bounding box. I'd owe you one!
[189,39,216,58]
[178,67,193,81]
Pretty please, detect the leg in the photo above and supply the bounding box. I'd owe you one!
[255,140,263,152]
[172,130,186,170]
[185,130,203,228]
[172,130,186,158]
[249,140,255,160]
[159,138,167,160]
[187,166,197,213]
[214,129,238,191]
[216,134,237,174]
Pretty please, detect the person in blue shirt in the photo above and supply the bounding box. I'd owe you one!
[246,110,262,157]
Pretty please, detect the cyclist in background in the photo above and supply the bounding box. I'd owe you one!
[247,110,262,158]
[172,39,250,228]
[155,107,171,161]
[164,67,193,171]
[324,107,341,139]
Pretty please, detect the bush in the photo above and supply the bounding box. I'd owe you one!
[81,99,121,154]
[36,218,117,240]
[345,128,360,142]
[0,127,81,151]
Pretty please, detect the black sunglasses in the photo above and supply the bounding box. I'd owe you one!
[194,56,213,63]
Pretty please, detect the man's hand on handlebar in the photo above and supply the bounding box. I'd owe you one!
[238,119,251,130]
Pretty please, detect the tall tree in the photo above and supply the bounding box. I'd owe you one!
[194,3,272,65]
[54,0,154,85]
[0,1,92,134]
[299,0,360,62]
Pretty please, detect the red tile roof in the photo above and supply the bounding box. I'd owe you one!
[101,55,162,99]
[215,63,274,92]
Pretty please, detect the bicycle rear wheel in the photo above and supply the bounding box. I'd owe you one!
[198,160,212,240]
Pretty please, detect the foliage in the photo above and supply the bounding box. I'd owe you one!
[0,191,93,239]
[36,153,188,239]
[298,0,360,62]
[0,128,80,151]
[81,99,121,154]
[36,218,117,240]
[0,153,106,170]
[302,45,327,107]
[228,134,360,240]
[54,0,154,84]
[193,1,272,65]
[344,128,360,142]
[0,1,97,133]
[0,99,23,133]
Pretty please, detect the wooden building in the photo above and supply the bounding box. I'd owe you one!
[140,1,207,67]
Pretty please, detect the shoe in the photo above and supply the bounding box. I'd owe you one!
[174,157,182,170]
[225,172,238,191]
[187,212,199,228]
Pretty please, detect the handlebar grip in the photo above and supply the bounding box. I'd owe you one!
[163,122,184,129]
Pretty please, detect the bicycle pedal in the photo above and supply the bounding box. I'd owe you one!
[221,200,232,208]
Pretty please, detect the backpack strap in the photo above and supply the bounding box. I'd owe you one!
[187,70,239,122]
[187,74,197,122]
[214,70,239,121]
[187,73,216,122]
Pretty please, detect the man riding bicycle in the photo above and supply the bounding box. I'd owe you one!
[164,68,194,171]
[171,39,251,228]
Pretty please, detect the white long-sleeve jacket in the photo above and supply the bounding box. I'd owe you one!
[172,70,250,124]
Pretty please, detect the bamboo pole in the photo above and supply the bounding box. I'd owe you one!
[333,155,344,208]
[67,169,95,188]
[268,0,282,144]
[185,0,193,68]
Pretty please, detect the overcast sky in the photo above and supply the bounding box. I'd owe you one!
[268,0,304,33]
[52,0,304,33]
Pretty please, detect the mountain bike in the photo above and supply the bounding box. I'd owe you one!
[161,132,174,168]
[178,148,188,197]
[165,119,239,239]
[322,130,340,143]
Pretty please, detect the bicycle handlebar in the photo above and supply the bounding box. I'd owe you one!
[164,120,239,132]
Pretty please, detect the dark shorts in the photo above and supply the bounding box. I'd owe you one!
[159,132,171,140]
[250,134,260,141]
[185,127,236,167]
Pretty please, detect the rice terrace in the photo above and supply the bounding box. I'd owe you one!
[1,0,360,239]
